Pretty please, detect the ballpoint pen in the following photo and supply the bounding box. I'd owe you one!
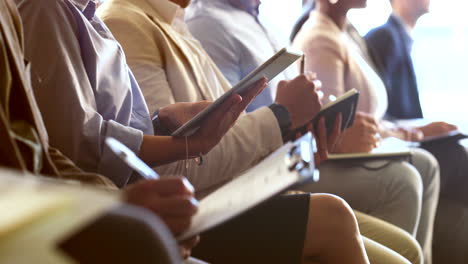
[105,137,160,180]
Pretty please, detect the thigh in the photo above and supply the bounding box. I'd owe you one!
[363,237,412,264]
[421,142,468,204]
[301,160,421,214]
[355,211,422,264]
[192,194,310,264]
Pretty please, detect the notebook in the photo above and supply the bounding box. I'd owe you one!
[328,137,412,161]
[178,133,318,240]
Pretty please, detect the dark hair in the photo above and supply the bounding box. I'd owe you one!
[290,0,316,42]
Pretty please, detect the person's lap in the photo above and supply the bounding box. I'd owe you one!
[300,158,422,234]
[192,194,310,264]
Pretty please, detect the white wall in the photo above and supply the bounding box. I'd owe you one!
[260,0,468,122]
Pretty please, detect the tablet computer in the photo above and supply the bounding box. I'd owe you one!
[172,47,303,137]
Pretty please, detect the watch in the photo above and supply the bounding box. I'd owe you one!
[152,109,171,136]
[269,103,292,142]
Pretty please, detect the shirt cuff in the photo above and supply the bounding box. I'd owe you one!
[98,120,144,188]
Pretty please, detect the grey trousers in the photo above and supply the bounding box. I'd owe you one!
[433,198,468,264]
[300,148,440,264]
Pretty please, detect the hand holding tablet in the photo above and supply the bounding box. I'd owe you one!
[172,48,303,137]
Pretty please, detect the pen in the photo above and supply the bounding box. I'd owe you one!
[105,137,160,180]
[300,54,305,74]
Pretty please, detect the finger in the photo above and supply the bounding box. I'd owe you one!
[190,100,213,116]
[411,129,424,142]
[304,71,317,80]
[180,236,200,250]
[328,113,342,149]
[160,216,193,235]
[127,177,195,197]
[203,94,242,126]
[241,77,268,103]
[359,112,378,126]
[179,236,200,259]
[147,195,199,218]
[314,152,322,166]
[316,117,329,160]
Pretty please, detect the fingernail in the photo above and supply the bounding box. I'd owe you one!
[182,177,195,193]
[190,197,199,207]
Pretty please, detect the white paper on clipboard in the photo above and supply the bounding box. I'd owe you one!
[178,133,319,241]
[172,47,303,137]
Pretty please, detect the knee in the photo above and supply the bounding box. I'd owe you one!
[309,194,359,235]
[395,162,423,198]
[412,149,440,183]
[411,148,440,193]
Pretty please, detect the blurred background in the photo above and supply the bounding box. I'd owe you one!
[259,0,468,125]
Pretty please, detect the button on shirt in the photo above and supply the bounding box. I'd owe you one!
[17,0,153,187]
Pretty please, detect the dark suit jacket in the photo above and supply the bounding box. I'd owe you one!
[365,15,423,119]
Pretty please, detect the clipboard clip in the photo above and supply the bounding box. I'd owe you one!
[286,133,320,182]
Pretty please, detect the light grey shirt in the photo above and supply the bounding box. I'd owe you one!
[186,0,297,112]
[17,0,153,187]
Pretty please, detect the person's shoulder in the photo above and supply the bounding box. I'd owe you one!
[294,20,343,51]
[16,0,76,13]
[366,17,400,40]
[99,0,143,19]
[365,23,397,50]
[98,0,156,32]
[186,3,232,30]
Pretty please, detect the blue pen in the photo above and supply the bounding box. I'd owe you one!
[105,137,160,180]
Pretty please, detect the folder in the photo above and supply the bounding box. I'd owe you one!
[0,170,119,264]
[179,132,319,240]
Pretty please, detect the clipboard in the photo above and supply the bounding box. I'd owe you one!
[328,137,412,161]
[178,132,319,241]
[172,47,303,137]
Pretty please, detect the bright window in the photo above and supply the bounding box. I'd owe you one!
[260,0,468,125]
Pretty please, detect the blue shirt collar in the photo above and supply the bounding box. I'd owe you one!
[70,0,96,20]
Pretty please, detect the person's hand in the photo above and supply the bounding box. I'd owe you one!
[124,177,198,235]
[158,101,212,134]
[333,112,380,153]
[187,78,267,155]
[275,73,321,130]
[391,126,424,142]
[292,114,342,165]
[313,114,343,164]
[417,122,458,138]
[179,236,200,259]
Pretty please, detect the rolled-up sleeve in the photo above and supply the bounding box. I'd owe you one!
[17,0,142,187]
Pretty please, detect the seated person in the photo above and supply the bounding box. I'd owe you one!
[97,0,326,194]
[11,0,396,263]
[364,0,468,207]
[290,0,441,262]
[98,0,420,263]
[185,0,433,263]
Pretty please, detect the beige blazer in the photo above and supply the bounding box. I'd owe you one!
[99,0,283,193]
[293,11,388,119]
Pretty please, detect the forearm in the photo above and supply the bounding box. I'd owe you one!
[139,135,204,167]
[155,107,283,193]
